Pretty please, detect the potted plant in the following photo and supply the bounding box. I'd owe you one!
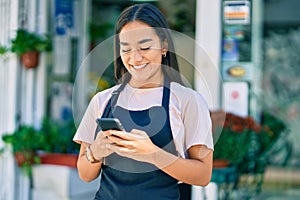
[210,110,288,198]
[1,118,80,174]
[1,125,45,175]
[10,29,52,69]
[211,110,286,172]
[37,118,79,168]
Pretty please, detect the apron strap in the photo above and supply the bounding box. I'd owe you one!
[95,76,170,140]
[162,77,170,111]
[94,78,129,139]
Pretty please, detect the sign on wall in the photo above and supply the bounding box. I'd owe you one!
[55,0,74,36]
[223,81,249,117]
[223,1,250,25]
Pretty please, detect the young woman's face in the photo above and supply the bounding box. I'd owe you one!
[119,21,167,88]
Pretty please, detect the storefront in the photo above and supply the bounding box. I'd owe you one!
[1,0,299,199]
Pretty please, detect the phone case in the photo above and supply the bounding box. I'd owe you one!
[96,118,124,131]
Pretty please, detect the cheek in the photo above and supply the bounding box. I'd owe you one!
[120,55,130,68]
[144,49,162,63]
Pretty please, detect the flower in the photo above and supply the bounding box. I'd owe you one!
[211,110,286,172]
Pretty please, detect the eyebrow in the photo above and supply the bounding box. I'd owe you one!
[120,38,153,46]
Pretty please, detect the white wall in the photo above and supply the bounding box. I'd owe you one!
[0,0,19,199]
[194,0,222,110]
[0,0,50,199]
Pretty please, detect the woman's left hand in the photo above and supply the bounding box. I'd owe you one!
[103,129,160,163]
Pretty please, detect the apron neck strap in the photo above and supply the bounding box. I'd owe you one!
[111,76,170,109]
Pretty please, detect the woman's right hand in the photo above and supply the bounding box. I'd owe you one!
[89,130,115,161]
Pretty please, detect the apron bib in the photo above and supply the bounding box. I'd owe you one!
[94,79,179,200]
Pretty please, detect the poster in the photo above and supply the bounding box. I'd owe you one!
[222,25,252,62]
[222,38,239,61]
[55,0,74,36]
[223,81,249,117]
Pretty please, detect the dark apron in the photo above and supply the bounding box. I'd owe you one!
[94,79,179,200]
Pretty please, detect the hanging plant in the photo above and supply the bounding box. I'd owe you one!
[1,126,44,175]
[11,29,52,69]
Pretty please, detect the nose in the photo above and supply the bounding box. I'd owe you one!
[130,49,143,62]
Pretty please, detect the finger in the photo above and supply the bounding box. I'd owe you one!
[106,135,135,149]
[106,137,115,144]
[109,130,133,140]
[108,143,135,154]
[102,130,129,141]
[95,130,109,140]
[111,130,147,140]
[118,139,135,147]
[102,130,114,137]
[106,135,125,144]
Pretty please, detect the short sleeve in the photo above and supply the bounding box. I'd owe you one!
[73,86,118,144]
[73,95,99,144]
[182,92,214,151]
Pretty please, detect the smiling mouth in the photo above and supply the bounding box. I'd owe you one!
[132,63,147,70]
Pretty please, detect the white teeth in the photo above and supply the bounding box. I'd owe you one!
[132,64,147,69]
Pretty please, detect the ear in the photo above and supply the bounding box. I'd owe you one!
[162,39,168,51]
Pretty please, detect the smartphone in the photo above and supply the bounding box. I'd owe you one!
[96,118,125,131]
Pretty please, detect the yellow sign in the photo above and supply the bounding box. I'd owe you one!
[227,66,246,77]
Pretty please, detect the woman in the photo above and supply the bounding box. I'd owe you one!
[74,3,213,200]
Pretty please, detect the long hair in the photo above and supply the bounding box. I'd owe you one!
[114,3,183,85]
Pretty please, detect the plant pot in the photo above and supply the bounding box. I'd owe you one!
[21,51,39,69]
[213,159,230,168]
[39,153,78,168]
[14,151,36,167]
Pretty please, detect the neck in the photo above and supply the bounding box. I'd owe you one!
[128,80,163,89]
[129,74,164,89]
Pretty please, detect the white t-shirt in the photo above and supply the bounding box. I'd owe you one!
[73,82,213,158]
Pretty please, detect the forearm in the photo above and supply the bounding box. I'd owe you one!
[152,147,213,186]
[77,145,102,182]
[102,131,213,185]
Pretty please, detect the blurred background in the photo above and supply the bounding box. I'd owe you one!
[0,0,299,199]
